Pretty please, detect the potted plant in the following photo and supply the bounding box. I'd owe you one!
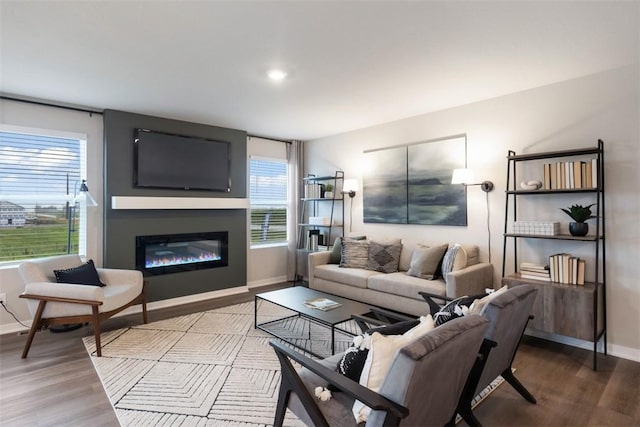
[323,183,334,199]
[560,204,596,236]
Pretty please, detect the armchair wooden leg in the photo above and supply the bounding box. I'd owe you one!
[501,368,536,404]
[21,300,47,359]
[141,301,148,324]
[92,306,102,357]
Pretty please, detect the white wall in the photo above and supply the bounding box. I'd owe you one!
[0,99,104,332]
[305,65,640,361]
[246,136,289,287]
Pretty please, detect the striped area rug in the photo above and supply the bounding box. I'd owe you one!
[83,300,356,426]
[84,300,504,426]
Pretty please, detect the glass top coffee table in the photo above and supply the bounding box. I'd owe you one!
[255,287,372,358]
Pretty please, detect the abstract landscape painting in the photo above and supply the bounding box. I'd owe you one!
[408,135,466,225]
[363,146,407,223]
[363,135,467,226]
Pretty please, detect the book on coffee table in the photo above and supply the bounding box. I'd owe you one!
[303,297,342,311]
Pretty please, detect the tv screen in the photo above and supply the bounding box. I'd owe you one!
[134,129,231,192]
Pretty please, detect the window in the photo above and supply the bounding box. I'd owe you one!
[0,129,86,263]
[249,157,288,246]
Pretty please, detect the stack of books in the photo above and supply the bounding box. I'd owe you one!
[519,262,551,281]
[543,158,598,190]
[304,183,323,199]
[549,253,586,285]
[303,297,342,311]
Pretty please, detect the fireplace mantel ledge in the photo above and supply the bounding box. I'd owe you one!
[111,196,249,210]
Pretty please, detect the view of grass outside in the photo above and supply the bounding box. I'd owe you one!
[0,211,79,262]
[250,208,287,244]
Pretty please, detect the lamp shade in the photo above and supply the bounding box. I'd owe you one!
[451,168,475,185]
[74,180,98,206]
[342,179,359,194]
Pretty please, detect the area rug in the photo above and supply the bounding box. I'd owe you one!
[83,301,504,426]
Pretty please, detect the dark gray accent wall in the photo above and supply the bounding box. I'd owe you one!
[103,110,247,302]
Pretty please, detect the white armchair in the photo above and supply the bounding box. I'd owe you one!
[18,254,147,358]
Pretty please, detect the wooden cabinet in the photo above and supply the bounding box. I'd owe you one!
[501,140,606,369]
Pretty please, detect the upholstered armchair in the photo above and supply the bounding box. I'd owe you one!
[452,285,538,426]
[18,254,147,358]
[270,314,489,427]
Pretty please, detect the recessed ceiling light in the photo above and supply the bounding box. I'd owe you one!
[267,69,287,81]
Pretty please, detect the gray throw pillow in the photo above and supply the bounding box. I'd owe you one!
[406,244,448,279]
[329,235,366,264]
[340,238,370,269]
[366,240,402,273]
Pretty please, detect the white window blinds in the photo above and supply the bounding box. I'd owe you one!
[249,158,288,246]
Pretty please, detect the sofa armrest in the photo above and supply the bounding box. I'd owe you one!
[445,263,494,298]
[308,251,332,288]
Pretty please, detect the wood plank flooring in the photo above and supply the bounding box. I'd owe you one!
[1,283,638,427]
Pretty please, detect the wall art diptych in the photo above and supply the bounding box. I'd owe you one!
[363,134,467,226]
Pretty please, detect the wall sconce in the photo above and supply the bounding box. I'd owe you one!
[341,179,359,232]
[451,168,494,192]
[342,179,358,198]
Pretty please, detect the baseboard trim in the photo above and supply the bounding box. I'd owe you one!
[525,329,640,363]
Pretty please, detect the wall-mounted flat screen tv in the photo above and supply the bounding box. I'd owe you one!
[134,129,231,192]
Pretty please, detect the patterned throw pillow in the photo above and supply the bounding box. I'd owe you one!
[340,238,370,269]
[440,243,461,280]
[329,235,366,264]
[432,294,486,326]
[54,259,106,287]
[330,319,421,392]
[366,240,402,273]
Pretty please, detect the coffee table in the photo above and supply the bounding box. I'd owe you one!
[255,287,372,358]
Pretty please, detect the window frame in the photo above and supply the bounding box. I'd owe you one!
[249,155,289,249]
[0,124,89,265]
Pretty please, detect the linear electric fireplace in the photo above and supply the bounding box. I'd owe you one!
[136,231,228,276]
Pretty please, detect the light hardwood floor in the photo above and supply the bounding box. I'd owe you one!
[1,284,638,427]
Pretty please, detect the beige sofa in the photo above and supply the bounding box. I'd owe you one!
[308,241,494,316]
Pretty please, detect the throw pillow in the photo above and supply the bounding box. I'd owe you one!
[340,238,370,269]
[330,319,419,392]
[432,294,486,326]
[366,240,402,273]
[406,243,448,279]
[353,315,435,423]
[329,235,366,264]
[469,285,509,315]
[53,259,106,287]
[440,243,461,280]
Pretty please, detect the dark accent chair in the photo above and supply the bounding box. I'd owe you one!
[270,314,489,427]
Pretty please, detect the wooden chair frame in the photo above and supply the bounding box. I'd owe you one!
[19,286,147,358]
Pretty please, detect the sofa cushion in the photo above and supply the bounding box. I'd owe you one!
[366,240,402,273]
[314,264,381,289]
[340,238,370,269]
[406,244,448,279]
[368,272,446,300]
[453,245,480,270]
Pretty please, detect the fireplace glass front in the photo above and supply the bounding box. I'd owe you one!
[136,231,228,276]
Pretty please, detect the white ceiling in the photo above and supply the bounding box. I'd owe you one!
[1,1,638,140]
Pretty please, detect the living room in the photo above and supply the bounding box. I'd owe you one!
[1,1,638,426]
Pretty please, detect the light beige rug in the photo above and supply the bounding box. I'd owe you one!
[84,300,503,426]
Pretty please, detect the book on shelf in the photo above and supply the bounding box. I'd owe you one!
[548,253,585,285]
[303,297,342,311]
[542,158,597,190]
[520,273,551,281]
